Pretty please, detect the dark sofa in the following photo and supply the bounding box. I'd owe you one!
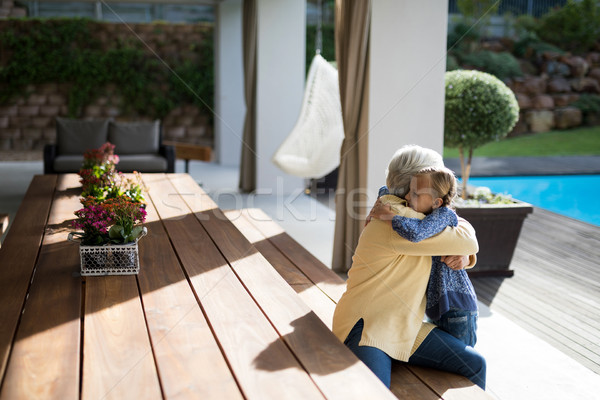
[44,117,175,174]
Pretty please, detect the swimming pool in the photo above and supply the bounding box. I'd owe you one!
[467,175,600,227]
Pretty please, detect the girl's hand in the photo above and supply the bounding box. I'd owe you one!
[441,255,470,270]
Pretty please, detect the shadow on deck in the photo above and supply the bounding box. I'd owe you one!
[471,207,600,374]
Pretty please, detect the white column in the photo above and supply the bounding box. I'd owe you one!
[368,0,448,202]
[255,0,305,194]
[214,0,245,167]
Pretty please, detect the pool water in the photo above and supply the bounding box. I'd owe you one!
[466,175,600,227]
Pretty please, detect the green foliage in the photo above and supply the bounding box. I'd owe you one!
[456,0,500,19]
[456,50,523,80]
[0,18,213,119]
[512,14,538,38]
[447,21,481,52]
[446,54,460,71]
[535,0,600,54]
[513,33,565,58]
[306,23,335,73]
[446,21,522,79]
[457,186,516,205]
[445,70,519,150]
[0,18,94,104]
[455,0,499,40]
[572,94,600,115]
[170,33,214,121]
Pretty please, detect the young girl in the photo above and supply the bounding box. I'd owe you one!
[373,166,479,347]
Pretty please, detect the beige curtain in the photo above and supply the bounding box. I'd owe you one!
[332,0,371,273]
[239,0,257,192]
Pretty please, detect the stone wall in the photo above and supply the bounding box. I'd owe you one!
[0,0,26,19]
[0,84,213,153]
[0,20,213,158]
[504,52,600,136]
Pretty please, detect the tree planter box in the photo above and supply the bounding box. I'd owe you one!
[456,201,533,277]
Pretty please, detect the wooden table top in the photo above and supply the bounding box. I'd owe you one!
[0,173,398,400]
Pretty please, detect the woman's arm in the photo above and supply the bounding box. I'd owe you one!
[390,217,478,256]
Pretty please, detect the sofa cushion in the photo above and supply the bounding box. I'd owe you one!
[114,154,168,172]
[108,120,160,155]
[53,155,85,173]
[53,154,168,173]
[56,117,110,155]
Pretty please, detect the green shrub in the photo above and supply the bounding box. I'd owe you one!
[447,20,482,54]
[457,50,523,80]
[572,94,600,114]
[513,33,565,58]
[535,0,600,53]
[446,54,460,71]
[456,0,500,19]
[512,14,538,38]
[444,70,519,196]
[572,94,600,124]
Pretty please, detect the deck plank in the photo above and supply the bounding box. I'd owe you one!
[0,174,80,399]
[472,207,600,374]
[224,209,337,329]
[237,208,347,304]
[167,174,396,400]
[389,364,440,400]
[138,174,244,400]
[407,366,495,400]
[146,174,325,400]
[0,174,56,381]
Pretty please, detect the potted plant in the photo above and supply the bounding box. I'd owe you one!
[70,197,147,276]
[444,69,532,277]
[69,142,148,276]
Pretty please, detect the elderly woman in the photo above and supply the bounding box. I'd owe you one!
[332,145,486,389]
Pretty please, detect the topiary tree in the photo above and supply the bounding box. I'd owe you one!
[444,70,519,198]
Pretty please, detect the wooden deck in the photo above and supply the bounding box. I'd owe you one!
[471,207,600,375]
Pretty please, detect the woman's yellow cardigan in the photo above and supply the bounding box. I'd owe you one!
[332,195,478,361]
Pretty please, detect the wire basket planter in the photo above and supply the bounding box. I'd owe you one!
[68,227,147,276]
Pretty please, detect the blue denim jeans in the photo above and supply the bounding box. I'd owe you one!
[432,309,478,347]
[344,319,486,390]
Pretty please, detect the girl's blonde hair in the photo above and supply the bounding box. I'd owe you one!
[386,145,444,197]
[414,166,457,207]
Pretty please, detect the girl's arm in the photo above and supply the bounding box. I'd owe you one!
[372,186,459,242]
[391,207,458,243]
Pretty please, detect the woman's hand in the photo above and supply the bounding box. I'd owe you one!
[365,199,395,226]
[441,255,470,270]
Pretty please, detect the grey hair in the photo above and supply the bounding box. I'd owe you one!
[385,144,444,197]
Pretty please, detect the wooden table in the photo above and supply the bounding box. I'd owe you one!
[163,141,212,173]
[0,174,492,399]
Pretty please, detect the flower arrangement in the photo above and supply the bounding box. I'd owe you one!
[78,142,146,203]
[72,197,147,245]
[72,142,147,245]
[454,186,515,206]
